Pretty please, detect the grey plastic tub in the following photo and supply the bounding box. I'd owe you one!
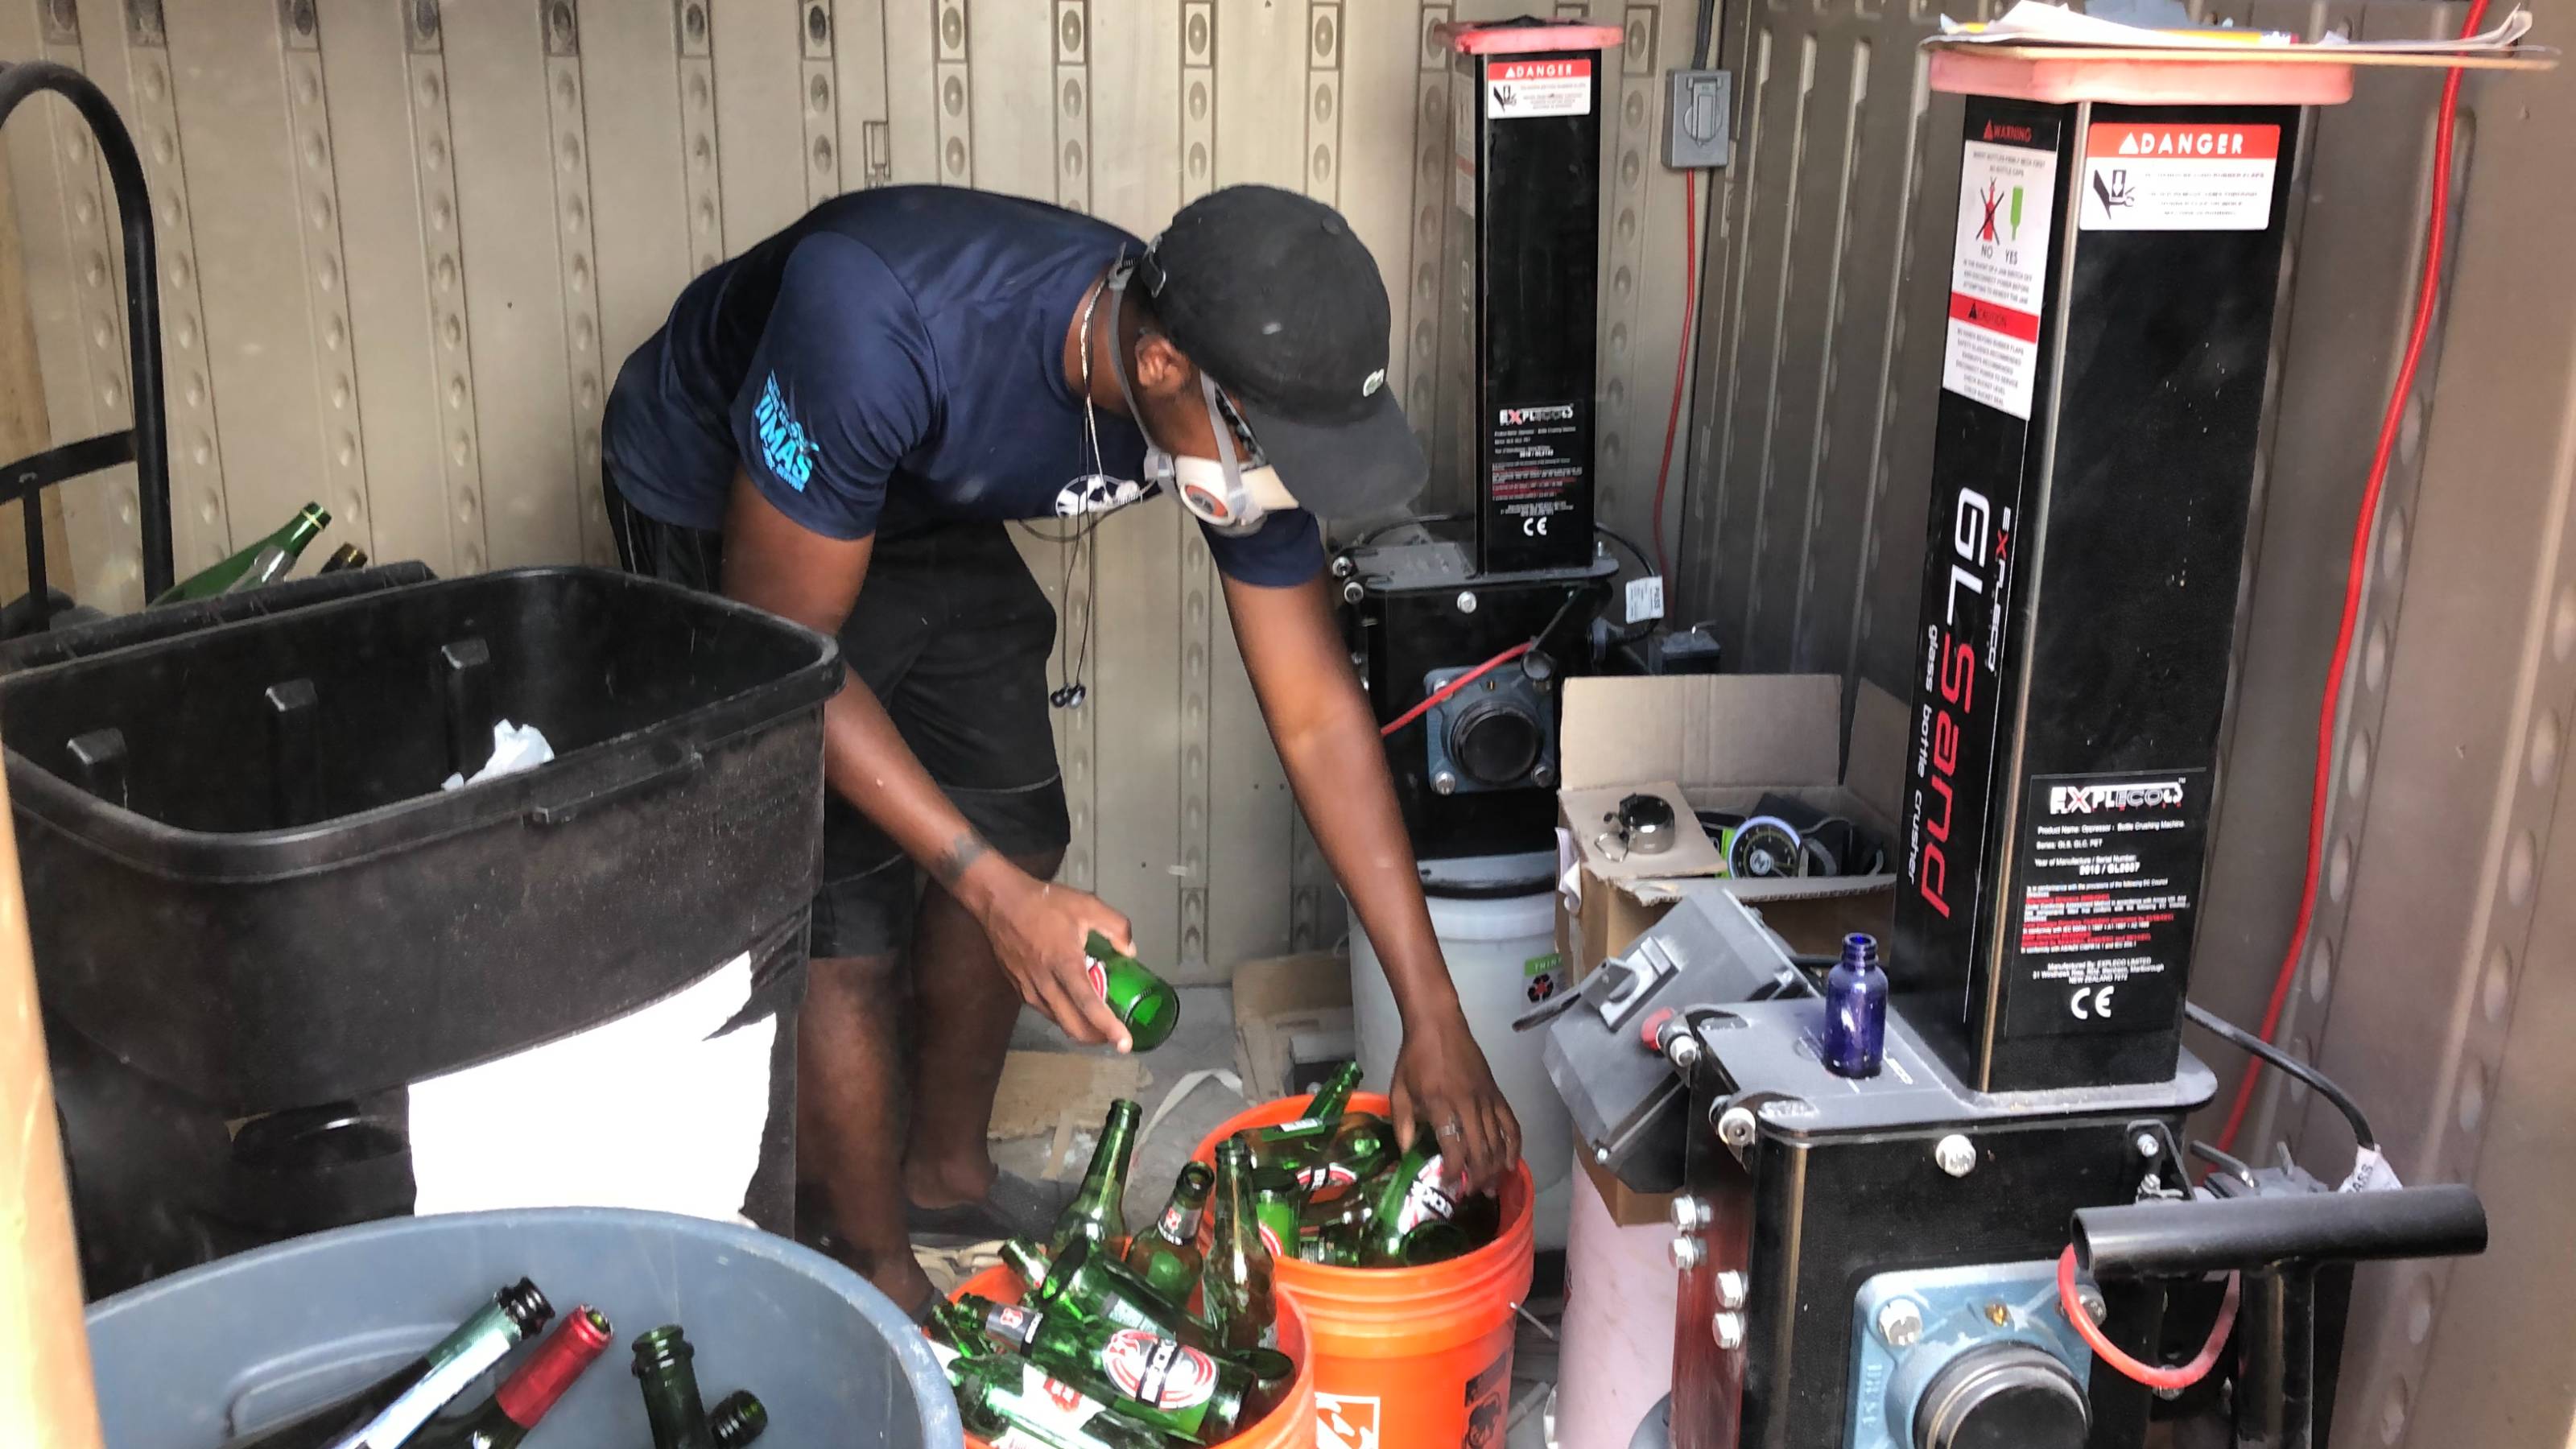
[83,1207,960,1448]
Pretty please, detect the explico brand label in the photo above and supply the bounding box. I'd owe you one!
[1486,57,1591,119]
[1101,1330,1220,1410]
[1499,403,1575,426]
[2047,778,2186,815]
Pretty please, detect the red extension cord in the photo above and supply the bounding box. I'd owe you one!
[2215,0,2492,1156]
[1649,171,1702,584]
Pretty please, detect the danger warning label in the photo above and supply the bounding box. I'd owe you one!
[1487,58,1591,119]
[2079,122,2279,232]
[1942,132,2058,420]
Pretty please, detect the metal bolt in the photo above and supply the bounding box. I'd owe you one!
[1669,1236,1705,1269]
[1531,762,1554,788]
[1593,1146,1612,1165]
[2133,1131,2161,1161]
[1432,770,1458,795]
[1455,589,1479,613]
[1711,1311,1746,1351]
[1715,1270,1748,1311]
[1670,1196,1710,1232]
[1666,1032,1704,1072]
[1715,1105,1758,1150]
[2074,1284,2107,1326]
[1934,1133,1977,1178]
[1875,1298,1923,1348]
[1340,579,1365,605]
[1331,553,1355,577]
[1984,1302,2011,1327]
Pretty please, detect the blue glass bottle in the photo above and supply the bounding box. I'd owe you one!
[1822,933,1888,1078]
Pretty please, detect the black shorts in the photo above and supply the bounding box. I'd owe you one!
[602,477,1071,960]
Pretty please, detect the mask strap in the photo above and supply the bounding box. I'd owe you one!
[1104,263,1164,466]
[1199,372,1249,509]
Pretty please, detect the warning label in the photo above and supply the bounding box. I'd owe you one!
[1487,58,1591,119]
[1942,134,2058,420]
[2080,122,2279,232]
[2006,768,2207,1038]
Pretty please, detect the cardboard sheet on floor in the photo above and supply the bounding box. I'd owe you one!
[986,1049,1148,1143]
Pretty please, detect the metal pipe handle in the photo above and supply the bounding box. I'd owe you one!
[0,60,175,604]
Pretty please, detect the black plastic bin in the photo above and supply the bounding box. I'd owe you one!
[5,565,837,1109]
[5,567,837,1293]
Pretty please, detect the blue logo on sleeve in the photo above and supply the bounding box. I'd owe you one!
[753,372,819,490]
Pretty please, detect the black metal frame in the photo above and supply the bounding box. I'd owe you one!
[0,60,176,622]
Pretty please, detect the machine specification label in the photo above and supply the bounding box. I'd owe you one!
[2079,122,2279,232]
[1486,58,1591,119]
[1488,401,1586,540]
[2005,767,2208,1038]
[1942,130,2058,420]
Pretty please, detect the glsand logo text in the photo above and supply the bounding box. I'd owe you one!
[2048,779,2186,815]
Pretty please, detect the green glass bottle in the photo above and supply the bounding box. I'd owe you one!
[408,1305,611,1449]
[316,542,369,575]
[154,502,329,605]
[968,1295,1252,1442]
[630,1325,716,1449]
[1361,1141,1463,1267]
[1009,1236,1198,1344]
[1049,1098,1141,1254]
[1262,1061,1363,1142]
[1201,1140,1278,1353]
[1082,931,1180,1051]
[1243,1113,1395,1198]
[1121,1162,1212,1306]
[930,1344,1170,1449]
[219,1281,551,1449]
[708,1390,769,1448]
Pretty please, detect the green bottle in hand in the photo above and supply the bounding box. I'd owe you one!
[1083,931,1179,1051]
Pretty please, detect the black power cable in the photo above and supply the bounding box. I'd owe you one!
[2184,1000,2377,1150]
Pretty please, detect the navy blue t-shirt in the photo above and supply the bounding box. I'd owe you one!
[602,187,1323,587]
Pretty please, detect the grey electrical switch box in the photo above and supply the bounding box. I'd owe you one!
[1664,68,1732,168]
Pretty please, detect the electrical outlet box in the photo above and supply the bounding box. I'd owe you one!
[1664,68,1732,168]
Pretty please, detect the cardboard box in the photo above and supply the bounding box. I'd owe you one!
[1228,952,1353,1102]
[1554,674,1909,1224]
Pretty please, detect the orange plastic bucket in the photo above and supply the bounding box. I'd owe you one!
[946,1263,1318,1449]
[1192,1091,1536,1449]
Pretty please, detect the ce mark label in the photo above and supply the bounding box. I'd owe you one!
[2069,985,2118,1021]
[1521,515,1551,536]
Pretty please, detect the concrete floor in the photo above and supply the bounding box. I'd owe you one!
[984,985,1563,1448]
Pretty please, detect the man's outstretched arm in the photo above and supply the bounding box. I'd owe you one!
[1222,569,1523,1187]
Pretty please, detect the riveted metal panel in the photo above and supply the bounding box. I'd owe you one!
[439,1,580,568]
[710,0,807,248]
[827,0,895,191]
[155,0,347,569]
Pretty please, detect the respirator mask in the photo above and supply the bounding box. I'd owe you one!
[1106,259,1298,537]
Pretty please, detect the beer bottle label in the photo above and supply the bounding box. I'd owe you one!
[1085,956,1110,999]
[984,1302,1042,1348]
[1101,1329,1220,1411]
[1393,1156,1459,1235]
[1157,1203,1203,1245]
[1296,1161,1360,1192]
[1001,1360,1108,1446]
[1274,1117,1323,1134]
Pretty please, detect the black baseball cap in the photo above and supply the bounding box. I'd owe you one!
[1136,185,1427,518]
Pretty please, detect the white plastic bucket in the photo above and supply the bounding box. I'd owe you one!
[1348,851,1574,1249]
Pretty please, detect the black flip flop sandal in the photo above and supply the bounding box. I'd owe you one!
[905,1170,1080,1248]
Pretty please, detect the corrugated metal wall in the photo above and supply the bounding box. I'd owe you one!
[1678,0,2576,1440]
[0,0,1708,982]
